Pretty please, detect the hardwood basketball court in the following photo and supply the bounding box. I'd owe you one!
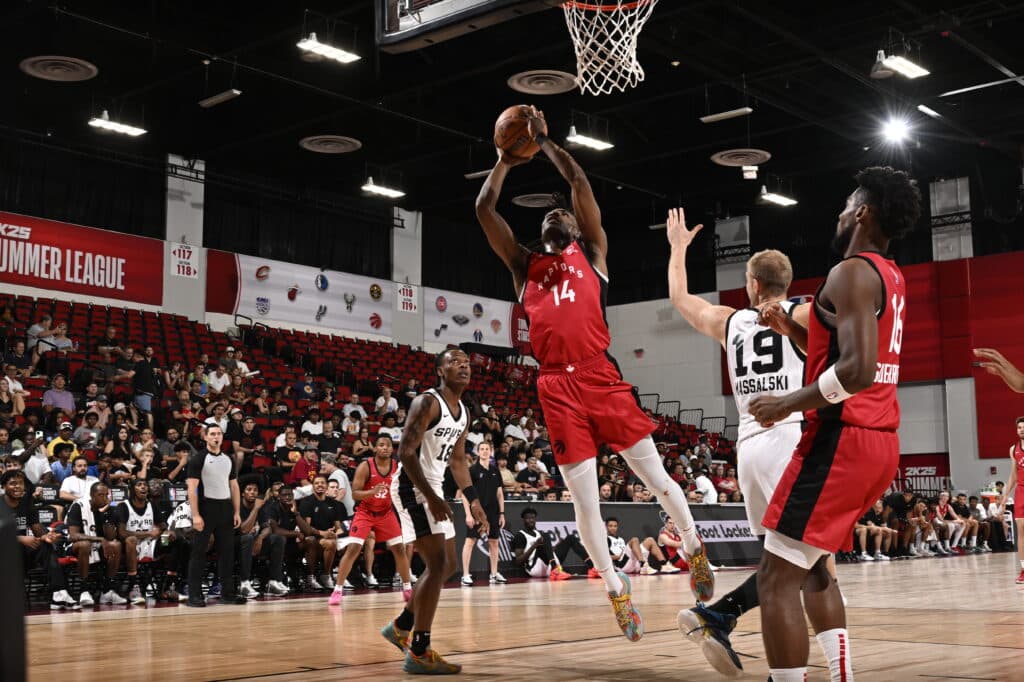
[28,553,1024,681]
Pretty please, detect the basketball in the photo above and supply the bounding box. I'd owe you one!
[494,105,541,159]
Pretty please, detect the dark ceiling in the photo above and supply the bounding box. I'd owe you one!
[3,0,1024,301]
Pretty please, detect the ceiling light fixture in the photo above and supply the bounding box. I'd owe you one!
[882,118,910,143]
[87,110,146,137]
[916,104,941,119]
[566,125,613,151]
[361,176,404,199]
[760,185,798,207]
[882,53,929,79]
[199,88,243,108]
[700,106,754,124]
[463,169,491,180]
[297,32,360,64]
[742,165,758,180]
[870,50,895,79]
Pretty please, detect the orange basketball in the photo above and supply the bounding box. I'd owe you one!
[494,105,541,159]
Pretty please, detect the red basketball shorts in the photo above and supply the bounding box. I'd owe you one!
[1015,492,1024,520]
[348,507,403,546]
[536,353,654,466]
[762,421,899,553]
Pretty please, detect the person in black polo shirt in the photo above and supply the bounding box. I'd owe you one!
[186,424,245,606]
[459,442,506,586]
[298,474,346,591]
[3,470,77,609]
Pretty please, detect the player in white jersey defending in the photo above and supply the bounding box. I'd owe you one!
[666,208,842,678]
[381,348,488,675]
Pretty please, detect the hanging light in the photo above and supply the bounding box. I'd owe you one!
[566,125,613,151]
[759,185,797,207]
[297,32,360,64]
[870,50,895,79]
[361,176,405,199]
[87,110,146,137]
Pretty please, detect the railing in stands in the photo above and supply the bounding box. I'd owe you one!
[678,408,703,428]
[702,416,726,434]
[636,393,659,412]
[656,400,680,418]
[723,424,738,442]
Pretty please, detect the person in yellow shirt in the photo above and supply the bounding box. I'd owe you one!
[46,421,80,459]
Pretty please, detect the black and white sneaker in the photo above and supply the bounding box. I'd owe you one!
[50,590,81,610]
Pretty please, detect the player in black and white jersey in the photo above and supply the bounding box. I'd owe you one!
[382,349,488,675]
[667,208,837,677]
[115,478,168,605]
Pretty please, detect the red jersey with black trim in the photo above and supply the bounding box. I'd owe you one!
[360,457,397,514]
[521,240,609,365]
[805,251,905,429]
[1013,441,1024,484]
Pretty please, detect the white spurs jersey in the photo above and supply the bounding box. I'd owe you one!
[726,301,806,444]
[125,501,155,533]
[395,388,467,496]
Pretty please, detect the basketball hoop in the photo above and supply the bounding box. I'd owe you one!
[562,0,659,96]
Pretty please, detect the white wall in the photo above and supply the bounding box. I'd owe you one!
[897,383,948,454]
[945,377,1008,494]
[606,295,732,423]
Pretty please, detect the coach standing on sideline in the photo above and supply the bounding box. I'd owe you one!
[187,425,246,607]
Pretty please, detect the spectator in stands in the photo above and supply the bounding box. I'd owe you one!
[0,377,24,421]
[220,346,237,372]
[104,425,133,461]
[86,395,110,430]
[301,408,325,436]
[0,427,10,459]
[692,467,717,504]
[378,413,403,443]
[374,386,398,416]
[251,387,270,415]
[47,421,79,459]
[318,421,342,456]
[516,456,547,495]
[94,325,123,355]
[226,375,249,406]
[716,491,729,503]
[115,349,157,430]
[274,423,297,449]
[166,441,192,484]
[94,352,119,391]
[24,435,53,484]
[289,444,320,488]
[132,428,157,458]
[76,381,100,414]
[231,416,263,473]
[204,403,229,432]
[49,443,73,484]
[274,431,303,482]
[25,314,54,372]
[37,321,73,377]
[235,349,251,376]
[270,389,289,415]
[163,361,187,393]
[207,364,230,397]
[599,482,613,502]
[113,346,135,379]
[42,373,75,422]
[4,470,78,609]
[340,411,361,436]
[67,480,126,606]
[494,454,517,496]
[319,453,353,515]
[291,371,319,400]
[188,365,209,396]
[504,416,528,444]
[401,378,419,408]
[342,393,367,420]
[198,352,215,373]
[351,427,372,459]
[3,340,30,376]
[4,364,27,398]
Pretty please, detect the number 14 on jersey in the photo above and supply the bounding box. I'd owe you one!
[550,280,576,306]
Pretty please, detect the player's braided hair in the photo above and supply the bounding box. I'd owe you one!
[854,166,921,239]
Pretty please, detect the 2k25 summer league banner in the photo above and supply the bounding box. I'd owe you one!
[422,287,514,346]
[205,250,393,336]
[0,210,164,305]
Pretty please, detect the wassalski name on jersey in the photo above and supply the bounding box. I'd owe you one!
[733,374,790,395]
[874,362,899,385]
[433,426,462,439]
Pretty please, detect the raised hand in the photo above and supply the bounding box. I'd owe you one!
[526,105,548,140]
[973,348,1024,392]
[666,208,703,250]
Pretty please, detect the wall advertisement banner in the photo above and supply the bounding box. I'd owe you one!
[0,210,164,305]
[423,287,513,346]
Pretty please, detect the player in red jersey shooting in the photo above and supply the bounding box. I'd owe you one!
[475,106,713,643]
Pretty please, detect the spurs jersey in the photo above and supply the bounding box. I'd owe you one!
[124,500,155,533]
[806,252,905,429]
[727,301,806,444]
[520,240,610,365]
[395,388,467,497]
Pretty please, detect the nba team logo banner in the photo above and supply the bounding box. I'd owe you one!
[0,210,164,305]
[423,287,515,347]
[206,251,394,336]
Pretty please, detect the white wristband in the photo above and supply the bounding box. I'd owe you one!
[818,365,853,404]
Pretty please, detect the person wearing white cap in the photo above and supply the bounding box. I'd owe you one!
[47,421,80,459]
[220,347,238,372]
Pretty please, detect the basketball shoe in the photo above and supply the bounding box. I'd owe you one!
[607,571,643,642]
[328,586,343,606]
[685,537,716,602]
[403,649,461,675]
[1016,570,1024,585]
[380,620,410,653]
[677,604,742,678]
[549,566,571,581]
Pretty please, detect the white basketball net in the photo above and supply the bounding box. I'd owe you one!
[562,0,659,96]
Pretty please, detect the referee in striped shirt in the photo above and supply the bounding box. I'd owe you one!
[186,424,246,606]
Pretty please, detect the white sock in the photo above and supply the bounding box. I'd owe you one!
[951,525,964,547]
[969,536,976,547]
[816,628,853,681]
[403,582,412,590]
[768,668,807,682]
[562,458,623,594]
[620,436,701,554]
[1019,559,1024,569]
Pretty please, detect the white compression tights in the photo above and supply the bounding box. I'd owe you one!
[561,457,624,593]
[620,436,701,555]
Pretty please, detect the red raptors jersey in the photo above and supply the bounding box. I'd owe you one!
[521,240,610,365]
[1013,441,1024,483]
[360,457,396,514]
[805,251,905,429]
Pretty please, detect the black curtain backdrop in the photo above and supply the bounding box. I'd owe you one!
[0,136,165,239]
[202,168,393,279]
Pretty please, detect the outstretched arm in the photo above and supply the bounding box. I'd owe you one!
[476,156,531,292]
[974,348,1024,392]
[527,108,608,266]
[666,208,733,346]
